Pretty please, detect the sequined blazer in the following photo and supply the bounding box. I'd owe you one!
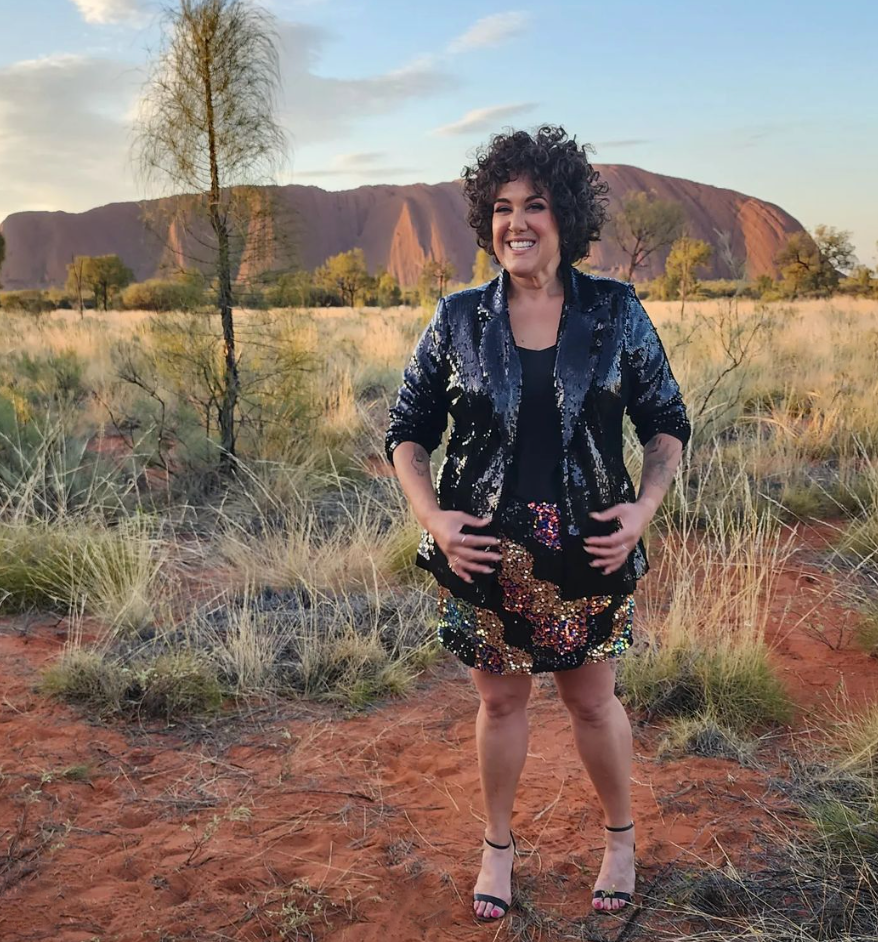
[384,266,691,604]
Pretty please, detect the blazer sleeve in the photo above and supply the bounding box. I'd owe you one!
[384,297,451,465]
[623,285,691,447]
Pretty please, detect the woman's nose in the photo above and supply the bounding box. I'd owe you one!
[508,209,527,232]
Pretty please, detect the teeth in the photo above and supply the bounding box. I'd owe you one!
[509,240,535,249]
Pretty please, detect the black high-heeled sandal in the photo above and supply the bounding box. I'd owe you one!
[592,822,636,912]
[473,832,517,921]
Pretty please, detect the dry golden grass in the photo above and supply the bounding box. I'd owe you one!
[1,296,876,722]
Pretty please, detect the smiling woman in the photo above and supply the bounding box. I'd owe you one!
[385,125,691,922]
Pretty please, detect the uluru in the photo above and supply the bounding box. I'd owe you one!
[0,165,806,291]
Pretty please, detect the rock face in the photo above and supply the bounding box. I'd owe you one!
[0,166,805,290]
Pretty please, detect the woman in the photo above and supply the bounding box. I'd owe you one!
[384,126,690,921]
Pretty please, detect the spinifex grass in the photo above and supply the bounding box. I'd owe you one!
[621,452,794,732]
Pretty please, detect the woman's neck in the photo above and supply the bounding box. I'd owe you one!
[507,261,565,302]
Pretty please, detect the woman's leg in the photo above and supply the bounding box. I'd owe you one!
[553,659,635,911]
[470,667,532,918]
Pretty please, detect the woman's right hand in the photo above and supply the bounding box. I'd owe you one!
[425,510,502,584]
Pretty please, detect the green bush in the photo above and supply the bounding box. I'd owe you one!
[42,648,224,720]
[620,640,793,732]
[0,290,54,314]
[121,273,205,312]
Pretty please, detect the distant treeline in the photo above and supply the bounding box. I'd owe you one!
[1,231,876,315]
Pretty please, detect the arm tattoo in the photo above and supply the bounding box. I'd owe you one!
[639,434,680,498]
[410,444,431,478]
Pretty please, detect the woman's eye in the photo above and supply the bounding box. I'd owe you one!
[493,206,510,213]
[528,203,546,211]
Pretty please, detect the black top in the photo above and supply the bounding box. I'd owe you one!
[509,343,564,503]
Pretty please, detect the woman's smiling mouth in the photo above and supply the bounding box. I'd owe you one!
[507,239,536,251]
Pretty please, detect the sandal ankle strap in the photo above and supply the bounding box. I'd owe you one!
[605,822,634,832]
[484,833,512,850]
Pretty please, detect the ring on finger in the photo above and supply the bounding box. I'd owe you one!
[460,534,467,545]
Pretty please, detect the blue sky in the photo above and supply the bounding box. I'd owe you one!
[1,0,875,264]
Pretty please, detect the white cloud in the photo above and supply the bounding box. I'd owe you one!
[294,151,416,179]
[431,102,537,137]
[70,0,148,25]
[448,12,530,53]
[0,24,449,222]
[276,23,450,145]
[0,54,139,222]
[595,139,651,149]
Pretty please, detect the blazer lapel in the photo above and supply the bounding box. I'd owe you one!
[477,273,521,450]
[476,267,605,454]
[554,269,604,449]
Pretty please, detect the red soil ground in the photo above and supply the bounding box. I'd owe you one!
[1,523,876,942]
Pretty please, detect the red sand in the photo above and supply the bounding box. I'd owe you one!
[1,524,876,941]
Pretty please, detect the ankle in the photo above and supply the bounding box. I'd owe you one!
[484,828,512,849]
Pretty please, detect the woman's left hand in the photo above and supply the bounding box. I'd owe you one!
[583,500,656,574]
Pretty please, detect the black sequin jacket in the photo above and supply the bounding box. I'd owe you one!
[384,266,691,605]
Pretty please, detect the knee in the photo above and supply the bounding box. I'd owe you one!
[561,693,614,726]
[480,692,529,721]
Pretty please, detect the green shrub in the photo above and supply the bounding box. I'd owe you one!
[0,520,164,631]
[0,290,54,314]
[121,273,205,312]
[855,604,878,657]
[134,651,224,719]
[41,648,128,715]
[42,648,224,720]
[620,639,793,732]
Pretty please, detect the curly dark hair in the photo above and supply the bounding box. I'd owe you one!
[461,125,609,266]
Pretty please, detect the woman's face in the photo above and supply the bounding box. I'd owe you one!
[491,176,561,280]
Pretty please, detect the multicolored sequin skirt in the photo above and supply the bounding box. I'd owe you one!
[436,498,634,675]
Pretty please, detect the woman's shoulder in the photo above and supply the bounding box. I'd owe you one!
[572,267,635,298]
[441,280,494,314]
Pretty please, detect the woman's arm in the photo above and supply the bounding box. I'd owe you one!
[391,441,441,529]
[584,287,690,574]
[636,432,684,516]
[585,432,682,575]
[391,441,501,583]
[385,301,500,582]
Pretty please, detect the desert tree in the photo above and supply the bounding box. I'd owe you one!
[68,255,133,312]
[471,248,496,285]
[133,0,286,470]
[418,258,456,305]
[65,256,88,317]
[775,226,855,297]
[316,249,371,306]
[371,270,402,307]
[610,191,685,282]
[665,236,712,316]
[775,232,818,297]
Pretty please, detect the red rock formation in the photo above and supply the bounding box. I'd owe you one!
[0,167,805,290]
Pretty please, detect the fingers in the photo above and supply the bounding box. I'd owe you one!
[590,505,624,522]
[590,552,628,574]
[583,533,623,548]
[457,533,500,549]
[453,526,501,562]
[584,530,635,575]
[461,513,493,527]
[584,535,632,557]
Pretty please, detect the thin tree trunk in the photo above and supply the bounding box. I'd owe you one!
[203,47,238,472]
[625,235,643,283]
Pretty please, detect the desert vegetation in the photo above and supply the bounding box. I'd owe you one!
[1,292,878,937]
[2,293,877,722]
